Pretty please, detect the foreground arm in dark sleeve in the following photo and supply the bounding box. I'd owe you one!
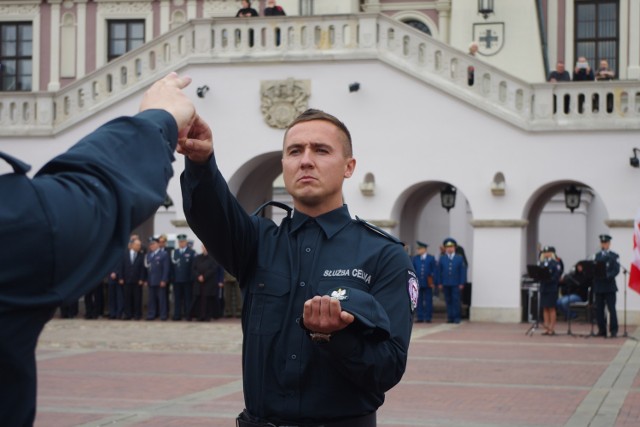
[0,73,194,427]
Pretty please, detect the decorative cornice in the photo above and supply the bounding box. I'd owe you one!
[470,219,529,228]
[605,219,634,228]
[0,3,39,15]
[170,219,189,228]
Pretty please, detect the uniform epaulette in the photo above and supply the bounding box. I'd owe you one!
[355,216,403,245]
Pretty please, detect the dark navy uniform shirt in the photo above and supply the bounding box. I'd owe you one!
[172,246,196,282]
[0,110,178,427]
[593,250,620,294]
[181,154,414,424]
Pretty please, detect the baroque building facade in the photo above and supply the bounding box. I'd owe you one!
[1,0,639,323]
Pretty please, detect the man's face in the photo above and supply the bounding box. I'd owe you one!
[282,120,355,215]
[131,240,141,252]
[178,240,187,248]
[416,246,427,256]
[445,246,455,255]
[601,241,611,251]
[149,241,159,252]
[557,62,565,73]
[158,238,167,248]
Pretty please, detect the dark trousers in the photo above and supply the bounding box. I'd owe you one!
[84,283,104,319]
[147,286,168,320]
[416,287,433,321]
[107,279,124,319]
[595,292,618,336]
[172,281,192,320]
[443,285,461,323]
[123,282,143,319]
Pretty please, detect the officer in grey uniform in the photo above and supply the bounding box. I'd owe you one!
[593,234,620,337]
[180,109,415,427]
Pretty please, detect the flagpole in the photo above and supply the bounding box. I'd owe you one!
[622,265,629,338]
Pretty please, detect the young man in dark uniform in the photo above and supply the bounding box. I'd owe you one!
[171,233,196,320]
[437,238,467,324]
[0,72,196,426]
[593,234,620,337]
[412,241,436,323]
[180,109,415,427]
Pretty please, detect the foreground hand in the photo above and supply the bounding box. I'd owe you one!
[139,72,195,137]
[177,114,214,164]
[303,295,355,334]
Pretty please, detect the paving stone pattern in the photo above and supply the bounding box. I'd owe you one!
[35,319,640,427]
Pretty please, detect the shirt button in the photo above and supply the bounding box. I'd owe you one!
[305,248,311,253]
[291,354,297,360]
[258,283,265,288]
[300,281,305,287]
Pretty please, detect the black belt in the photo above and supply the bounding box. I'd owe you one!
[236,410,376,427]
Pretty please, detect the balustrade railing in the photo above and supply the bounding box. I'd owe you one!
[0,13,638,136]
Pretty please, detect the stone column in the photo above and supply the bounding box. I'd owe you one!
[436,0,451,44]
[76,0,87,78]
[362,0,381,13]
[187,0,197,20]
[629,0,640,79]
[160,0,170,35]
[48,0,62,91]
[469,219,529,323]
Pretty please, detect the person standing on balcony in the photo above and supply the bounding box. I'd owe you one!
[179,108,415,427]
[0,72,196,427]
[467,41,479,86]
[264,0,286,16]
[595,59,615,81]
[236,0,258,17]
[548,61,571,82]
[573,56,595,113]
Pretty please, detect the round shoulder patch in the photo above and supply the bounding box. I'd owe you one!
[407,270,419,312]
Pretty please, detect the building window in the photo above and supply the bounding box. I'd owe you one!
[402,19,432,36]
[0,22,32,91]
[107,20,145,62]
[575,0,618,73]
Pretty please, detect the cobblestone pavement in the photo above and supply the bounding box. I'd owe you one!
[35,318,640,427]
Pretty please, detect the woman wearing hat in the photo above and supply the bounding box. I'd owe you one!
[538,246,562,335]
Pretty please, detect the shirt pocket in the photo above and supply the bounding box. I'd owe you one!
[248,269,290,335]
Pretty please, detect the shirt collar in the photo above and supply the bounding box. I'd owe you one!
[289,205,351,239]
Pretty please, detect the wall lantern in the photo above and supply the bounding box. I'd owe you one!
[478,0,495,19]
[440,184,457,212]
[564,185,581,213]
[162,193,174,210]
[630,147,639,168]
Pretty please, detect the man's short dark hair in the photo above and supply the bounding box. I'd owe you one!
[284,109,353,158]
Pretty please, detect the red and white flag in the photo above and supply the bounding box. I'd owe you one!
[630,209,640,294]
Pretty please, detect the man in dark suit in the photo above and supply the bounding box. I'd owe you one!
[171,234,196,320]
[119,237,146,320]
[145,237,170,320]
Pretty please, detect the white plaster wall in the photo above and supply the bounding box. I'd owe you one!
[2,59,638,319]
[450,0,546,82]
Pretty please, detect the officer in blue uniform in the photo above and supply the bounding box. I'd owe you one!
[180,109,415,427]
[171,233,196,320]
[593,234,620,338]
[538,246,562,335]
[0,72,195,427]
[412,241,436,322]
[437,238,467,324]
[145,237,170,320]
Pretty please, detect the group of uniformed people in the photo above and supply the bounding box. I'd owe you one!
[536,234,621,338]
[411,237,468,324]
[58,233,233,322]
